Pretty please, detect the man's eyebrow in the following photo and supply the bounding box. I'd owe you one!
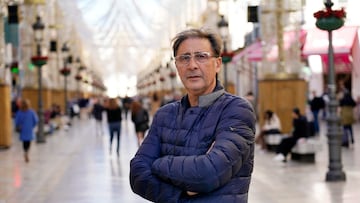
[178,52,191,55]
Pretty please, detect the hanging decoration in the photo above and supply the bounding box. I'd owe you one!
[75,74,82,81]
[169,71,176,78]
[31,56,48,67]
[221,52,235,64]
[314,6,346,31]
[60,67,71,76]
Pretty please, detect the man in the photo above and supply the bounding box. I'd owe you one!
[130,29,256,202]
[274,108,308,162]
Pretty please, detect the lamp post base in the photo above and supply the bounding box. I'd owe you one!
[326,171,346,182]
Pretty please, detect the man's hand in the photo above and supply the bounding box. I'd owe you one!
[186,191,198,196]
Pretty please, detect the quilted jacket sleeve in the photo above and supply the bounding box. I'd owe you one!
[151,98,255,193]
[129,113,183,203]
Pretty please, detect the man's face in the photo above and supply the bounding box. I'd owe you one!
[175,38,221,96]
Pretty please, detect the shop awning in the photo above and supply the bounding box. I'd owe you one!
[302,26,358,56]
[303,26,359,73]
[232,29,306,63]
[231,41,262,62]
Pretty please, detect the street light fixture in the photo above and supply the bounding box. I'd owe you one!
[217,15,229,91]
[60,43,71,116]
[31,15,47,143]
[314,0,346,181]
[75,57,84,95]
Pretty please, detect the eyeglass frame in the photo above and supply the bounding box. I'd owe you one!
[173,51,220,67]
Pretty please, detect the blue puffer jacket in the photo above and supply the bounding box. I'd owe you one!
[130,84,256,203]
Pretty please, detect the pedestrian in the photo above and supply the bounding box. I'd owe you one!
[122,96,132,119]
[309,90,325,135]
[130,28,256,202]
[14,99,38,162]
[92,97,105,136]
[274,108,308,162]
[130,101,150,146]
[104,98,122,155]
[339,92,356,147]
[11,96,21,118]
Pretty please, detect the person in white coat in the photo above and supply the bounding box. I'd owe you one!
[255,110,282,150]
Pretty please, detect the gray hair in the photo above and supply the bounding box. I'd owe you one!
[172,28,223,57]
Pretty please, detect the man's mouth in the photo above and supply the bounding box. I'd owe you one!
[187,74,201,79]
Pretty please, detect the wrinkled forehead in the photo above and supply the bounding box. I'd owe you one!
[176,38,212,55]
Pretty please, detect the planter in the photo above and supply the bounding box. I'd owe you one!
[221,52,234,64]
[31,56,48,67]
[60,68,71,76]
[169,72,176,78]
[75,75,82,81]
[316,17,344,31]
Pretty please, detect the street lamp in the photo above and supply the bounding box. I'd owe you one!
[167,61,177,91]
[217,15,229,91]
[314,0,346,181]
[31,15,47,143]
[60,43,71,116]
[75,57,83,95]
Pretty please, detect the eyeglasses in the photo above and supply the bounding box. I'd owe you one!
[174,52,218,67]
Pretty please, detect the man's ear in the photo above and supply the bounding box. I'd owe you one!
[215,58,222,72]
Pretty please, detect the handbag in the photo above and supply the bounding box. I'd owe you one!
[16,125,22,133]
[139,122,149,131]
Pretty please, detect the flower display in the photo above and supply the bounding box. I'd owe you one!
[169,71,176,78]
[75,74,82,81]
[221,51,234,63]
[313,8,346,19]
[31,56,48,67]
[314,7,346,31]
[60,67,71,76]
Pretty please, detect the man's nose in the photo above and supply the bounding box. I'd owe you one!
[188,56,199,68]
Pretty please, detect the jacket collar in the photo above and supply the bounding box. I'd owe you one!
[181,80,225,108]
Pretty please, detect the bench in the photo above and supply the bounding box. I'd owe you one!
[291,137,322,163]
[264,134,288,152]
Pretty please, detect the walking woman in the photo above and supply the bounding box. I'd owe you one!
[15,99,38,162]
[105,98,122,155]
[131,101,149,146]
[339,92,356,147]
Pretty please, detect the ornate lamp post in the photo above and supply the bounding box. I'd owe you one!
[75,73,82,94]
[167,62,177,91]
[75,57,83,95]
[217,15,230,91]
[31,16,47,143]
[314,0,346,181]
[60,43,71,116]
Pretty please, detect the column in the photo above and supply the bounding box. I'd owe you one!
[0,4,12,148]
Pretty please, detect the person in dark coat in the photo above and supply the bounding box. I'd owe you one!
[129,28,256,203]
[105,98,122,155]
[92,98,105,136]
[130,101,150,146]
[274,108,308,162]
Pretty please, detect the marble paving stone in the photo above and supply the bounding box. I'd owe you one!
[0,117,359,203]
